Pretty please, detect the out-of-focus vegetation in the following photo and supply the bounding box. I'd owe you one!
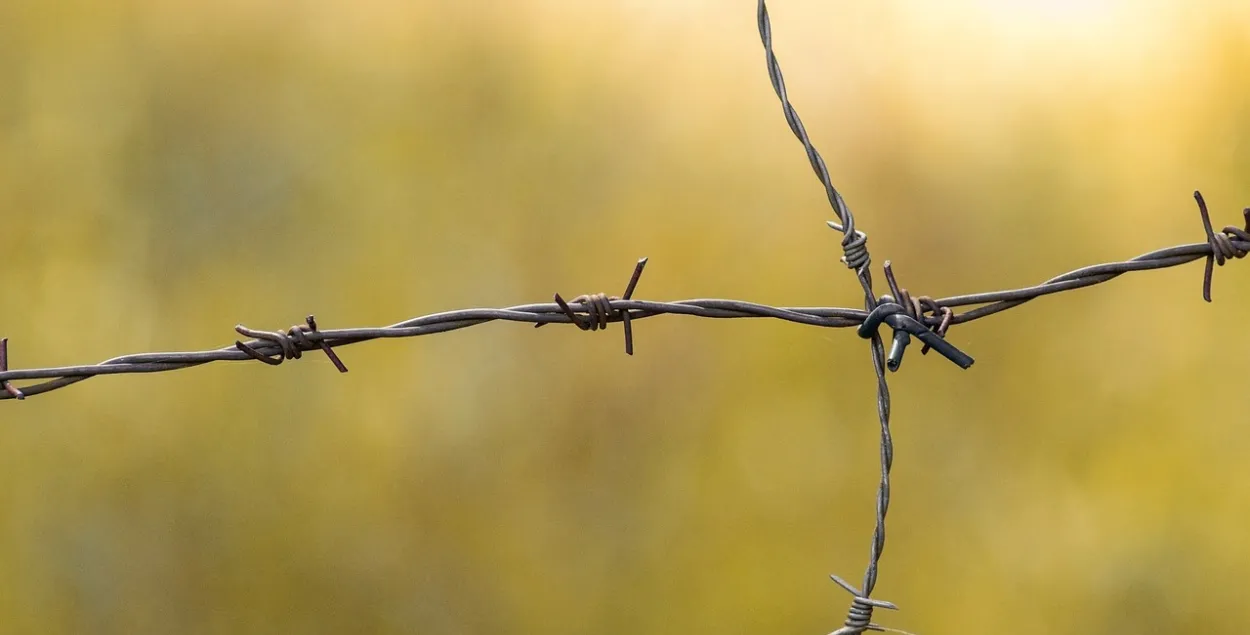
[1,1,1249,633]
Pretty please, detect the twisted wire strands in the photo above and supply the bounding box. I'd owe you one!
[1,6,1248,634]
[755,3,1246,632]
[759,0,908,630]
[756,0,867,274]
[4,202,1243,402]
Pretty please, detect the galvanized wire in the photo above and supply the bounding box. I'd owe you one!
[5,225,1246,401]
[2,3,1248,634]
[755,1,897,630]
[757,1,1247,630]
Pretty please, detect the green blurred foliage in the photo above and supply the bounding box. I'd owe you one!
[2,1,1249,633]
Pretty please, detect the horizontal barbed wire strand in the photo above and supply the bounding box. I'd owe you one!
[1,225,1247,399]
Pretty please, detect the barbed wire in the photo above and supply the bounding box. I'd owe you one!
[3,225,1246,403]
[2,2,1247,634]
[757,0,1247,631]
[756,0,898,630]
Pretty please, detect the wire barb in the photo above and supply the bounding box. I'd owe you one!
[828,574,898,635]
[235,315,348,372]
[1194,190,1250,302]
[826,221,872,273]
[881,261,953,356]
[537,258,649,355]
[758,0,869,274]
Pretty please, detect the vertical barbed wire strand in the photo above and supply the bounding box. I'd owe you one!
[755,0,868,274]
[757,2,899,632]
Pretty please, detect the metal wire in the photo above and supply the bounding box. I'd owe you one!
[756,3,1245,631]
[2,213,1242,394]
[2,4,1248,634]
[0,222,1246,396]
[756,0,867,274]
[757,0,897,628]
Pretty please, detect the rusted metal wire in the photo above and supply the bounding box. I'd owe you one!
[2,3,1247,633]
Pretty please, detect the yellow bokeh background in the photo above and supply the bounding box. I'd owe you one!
[2,1,1249,633]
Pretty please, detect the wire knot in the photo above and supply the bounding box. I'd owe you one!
[537,258,649,355]
[828,574,898,635]
[1194,191,1250,302]
[856,262,973,371]
[234,315,349,372]
[827,221,870,271]
[556,292,616,332]
[882,261,955,356]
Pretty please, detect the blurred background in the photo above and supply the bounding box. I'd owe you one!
[1,0,1249,633]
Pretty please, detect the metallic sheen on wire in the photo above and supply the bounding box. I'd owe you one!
[1,231,1247,399]
[2,7,1248,635]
